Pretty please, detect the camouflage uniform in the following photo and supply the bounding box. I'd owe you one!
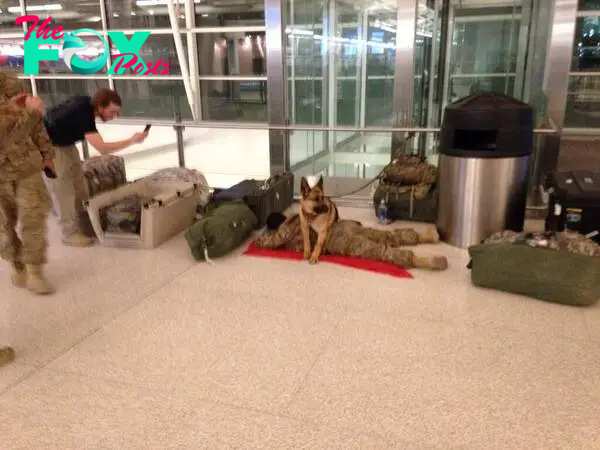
[254,214,448,270]
[0,71,55,295]
[483,230,600,258]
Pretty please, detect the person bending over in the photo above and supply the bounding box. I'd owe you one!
[0,72,55,295]
[43,89,148,246]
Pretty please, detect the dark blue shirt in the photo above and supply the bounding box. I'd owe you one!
[44,95,98,147]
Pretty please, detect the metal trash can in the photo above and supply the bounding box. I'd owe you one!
[436,92,534,248]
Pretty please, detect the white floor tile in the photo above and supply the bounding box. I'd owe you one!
[0,205,598,448]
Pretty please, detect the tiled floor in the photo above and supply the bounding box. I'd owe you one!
[1,207,599,449]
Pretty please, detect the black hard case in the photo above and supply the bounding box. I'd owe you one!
[211,173,294,228]
[544,171,600,242]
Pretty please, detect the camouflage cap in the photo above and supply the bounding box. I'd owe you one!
[0,70,28,105]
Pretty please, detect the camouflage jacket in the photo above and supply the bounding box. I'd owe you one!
[484,230,600,258]
[254,214,306,252]
[0,71,55,183]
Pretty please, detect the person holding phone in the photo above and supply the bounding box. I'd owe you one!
[43,88,149,247]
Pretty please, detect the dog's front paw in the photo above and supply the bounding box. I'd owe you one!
[309,255,320,265]
[303,250,311,260]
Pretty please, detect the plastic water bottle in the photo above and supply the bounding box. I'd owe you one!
[377,199,390,225]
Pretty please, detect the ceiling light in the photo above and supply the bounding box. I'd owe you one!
[113,13,119,17]
[8,4,62,13]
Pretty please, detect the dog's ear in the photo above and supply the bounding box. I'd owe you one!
[300,177,311,197]
[315,174,324,191]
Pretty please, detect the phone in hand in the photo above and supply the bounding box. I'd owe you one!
[144,124,152,133]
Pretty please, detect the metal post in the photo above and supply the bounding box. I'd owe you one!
[391,0,418,158]
[81,139,90,160]
[174,118,186,168]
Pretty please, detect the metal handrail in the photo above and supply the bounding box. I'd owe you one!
[110,118,559,134]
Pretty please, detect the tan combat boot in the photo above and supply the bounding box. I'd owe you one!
[10,261,27,288]
[412,254,449,271]
[418,227,440,244]
[25,265,55,295]
[62,231,94,247]
[0,346,15,367]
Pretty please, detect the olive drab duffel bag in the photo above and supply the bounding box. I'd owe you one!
[184,200,258,262]
[468,230,600,307]
[373,154,439,223]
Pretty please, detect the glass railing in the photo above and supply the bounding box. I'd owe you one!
[82,119,560,211]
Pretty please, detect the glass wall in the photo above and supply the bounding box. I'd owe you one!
[0,0,270,188]
[0,0,573,195]
[565,1,600,127]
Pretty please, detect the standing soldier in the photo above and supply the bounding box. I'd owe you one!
[0,71,55,296]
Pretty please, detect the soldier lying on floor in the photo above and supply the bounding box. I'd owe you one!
[254,212,449,271]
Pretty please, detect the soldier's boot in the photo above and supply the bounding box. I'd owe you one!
[25,265,55,295]
[413,254,448,271]
[417,227,440,244]
[62,231,94,247]
[0,346,15,367]
[384,247,447,271]
[10,261,27,288]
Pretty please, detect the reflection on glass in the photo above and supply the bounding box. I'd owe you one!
[38,35,109,74]
[0,38,25,73]
[578,0,600,11]
[565,75,600,127]
[366,10,397,126]
[113,79,193,119]
[449,76,516,103]
[109,34,184,75]
[573,17,600,70]
[37,78,110,108]
[197,33,266,76]
[200,80,267,121]
[25,0,103,30]
[195,0,264,27]
[0,0,23,31]
[105,0,186,28]
[451,19,519,75]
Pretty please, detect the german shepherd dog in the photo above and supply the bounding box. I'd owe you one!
[300,175,339,264]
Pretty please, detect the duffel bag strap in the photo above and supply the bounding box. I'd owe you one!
[198,222,216,266]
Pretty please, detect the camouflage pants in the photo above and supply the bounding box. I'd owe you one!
[44,145,89,238]
[0,172,51,266]
[326,222,421,268]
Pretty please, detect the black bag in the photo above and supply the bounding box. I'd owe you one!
[544,171,600,242]
[210,173,294,228]
[373,182,439,223]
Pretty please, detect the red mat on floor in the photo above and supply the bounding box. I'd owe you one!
[244,243,413,279]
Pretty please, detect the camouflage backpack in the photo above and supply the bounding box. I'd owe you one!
[373,154,439,222]
[145,167,211,207]
[82,155,127,198]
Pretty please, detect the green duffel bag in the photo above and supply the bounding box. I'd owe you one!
[184,200,258,261]
[468,234,600,307]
